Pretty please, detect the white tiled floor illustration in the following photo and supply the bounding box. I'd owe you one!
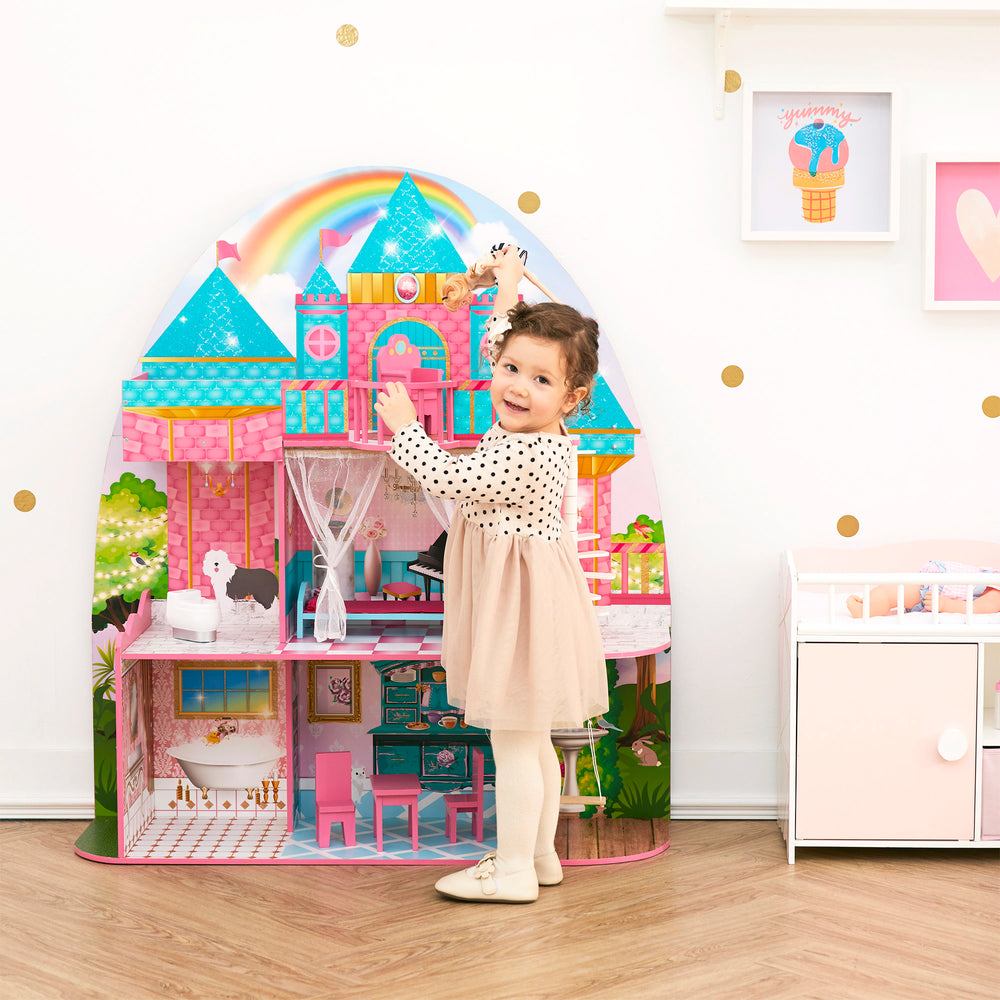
[129,815,290,860]
[127,794,497,863]
[124,602,669,660]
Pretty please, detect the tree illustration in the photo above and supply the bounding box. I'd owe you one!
[617,653,669,748]
[92,639,118,817]
[92,473,168,632]
[580,659,624,817]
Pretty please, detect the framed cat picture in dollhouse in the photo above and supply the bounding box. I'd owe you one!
[924,155,1000,310]
[742,87,899,242]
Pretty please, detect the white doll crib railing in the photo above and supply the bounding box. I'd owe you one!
[784,541,1000,638]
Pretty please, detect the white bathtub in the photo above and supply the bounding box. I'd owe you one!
[167,735,284,789]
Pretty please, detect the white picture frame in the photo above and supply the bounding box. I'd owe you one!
[742,88,898,242]
[924,155,1000,310]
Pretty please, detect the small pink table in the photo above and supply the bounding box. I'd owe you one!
[370,773,422,852]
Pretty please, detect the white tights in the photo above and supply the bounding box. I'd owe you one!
[489,729,562,873]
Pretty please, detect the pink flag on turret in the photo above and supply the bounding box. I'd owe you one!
[216,240,241,262]
[320,229,352,251]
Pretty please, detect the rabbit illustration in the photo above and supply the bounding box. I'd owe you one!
[631,736,661,767]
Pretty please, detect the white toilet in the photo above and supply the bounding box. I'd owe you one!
[166,589,221,642]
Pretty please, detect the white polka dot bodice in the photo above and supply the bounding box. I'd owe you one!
[390,421,571,541]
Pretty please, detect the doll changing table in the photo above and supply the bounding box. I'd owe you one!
[779,539,1000,863]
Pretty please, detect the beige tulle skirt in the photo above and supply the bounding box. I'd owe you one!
[441,513,609,731]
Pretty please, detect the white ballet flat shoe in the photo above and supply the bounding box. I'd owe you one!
[435,853,539,903]
[533,850,564,886]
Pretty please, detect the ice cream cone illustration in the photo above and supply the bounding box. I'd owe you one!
[788,120,850,223]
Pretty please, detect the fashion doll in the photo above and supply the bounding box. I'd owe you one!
[440,241,559,311]
[375,245,608,902]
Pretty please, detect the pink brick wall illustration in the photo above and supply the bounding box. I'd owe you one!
[233,410,283,461]
[167,463,276,595]
[166,464,191,590]
[123,412,169,462]
[593,476,613,604]
[124,411,283,464]
[171,419,231,462]
[577,475,613,605]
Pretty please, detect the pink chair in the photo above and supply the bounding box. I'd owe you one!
[444,747,485,844]
[410,366,444,437]
[376,337,422,382]
[315,751,356,848]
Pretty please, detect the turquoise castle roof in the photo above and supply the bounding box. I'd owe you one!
[146,267,291,359]
[350,173,465,274]
[571,373,632,430]
[302,262,341,298]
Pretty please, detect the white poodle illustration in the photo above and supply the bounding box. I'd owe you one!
[202,549,278,609]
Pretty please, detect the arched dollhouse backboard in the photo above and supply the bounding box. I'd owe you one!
[81,168,671,865]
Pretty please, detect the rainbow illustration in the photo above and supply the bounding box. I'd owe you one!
[227,169,478,287]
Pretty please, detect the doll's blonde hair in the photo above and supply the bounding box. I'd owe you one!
[441,273,472,312]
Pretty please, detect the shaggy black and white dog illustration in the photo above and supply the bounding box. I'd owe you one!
[202,549,278,609]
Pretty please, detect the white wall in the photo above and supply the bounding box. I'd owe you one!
[3,0,999,816]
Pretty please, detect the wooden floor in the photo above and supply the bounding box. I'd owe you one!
[557,815,670,861]
[1,820,996,1000]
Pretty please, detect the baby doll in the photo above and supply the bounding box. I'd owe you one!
[846,559,1000,618]
[441,242,559,311]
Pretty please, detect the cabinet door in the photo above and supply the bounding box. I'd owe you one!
[796,643,977,841]
[376,744,421,774]
[422,743,468,779]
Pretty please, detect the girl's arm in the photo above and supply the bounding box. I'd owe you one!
[389,421,567,506]
[489,244,525,319]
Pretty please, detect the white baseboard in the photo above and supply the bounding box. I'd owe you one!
[0,801,95,820]
[670,797,777,820]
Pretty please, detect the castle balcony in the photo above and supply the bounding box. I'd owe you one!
[282,377,496,450]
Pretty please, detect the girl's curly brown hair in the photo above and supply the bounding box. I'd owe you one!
[493,301,601,417]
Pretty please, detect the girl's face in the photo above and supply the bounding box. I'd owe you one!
[490,334,585,435]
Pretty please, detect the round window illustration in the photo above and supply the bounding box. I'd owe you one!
[304,324,340,361]
[394,272,420,303]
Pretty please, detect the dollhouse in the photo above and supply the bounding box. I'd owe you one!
[78,169,671,866]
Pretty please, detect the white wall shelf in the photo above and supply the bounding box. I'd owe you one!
[665,3,1000,14]
[665,3,1000,118]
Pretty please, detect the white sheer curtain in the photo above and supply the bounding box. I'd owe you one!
[285,449,386,641]
[423,491,455,531]
[420,444,476,530]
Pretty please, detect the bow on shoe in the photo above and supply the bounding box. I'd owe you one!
[471,852,498,895]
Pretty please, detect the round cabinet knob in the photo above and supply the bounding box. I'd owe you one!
[937,727,968,762]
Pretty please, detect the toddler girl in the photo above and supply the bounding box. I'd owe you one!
[374,246,608,903]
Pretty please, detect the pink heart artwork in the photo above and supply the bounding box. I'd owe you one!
[955,189,1000,283]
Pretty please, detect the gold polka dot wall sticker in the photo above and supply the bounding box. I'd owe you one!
[837,515,860,538]
[13,489,36,512]
[983,395,1000,418]
[721,365,744,387]
[336,24,358,47]
[517,191,540,214]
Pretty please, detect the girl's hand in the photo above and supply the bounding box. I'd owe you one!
[374,381,418,434]
[494,244,525,282]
